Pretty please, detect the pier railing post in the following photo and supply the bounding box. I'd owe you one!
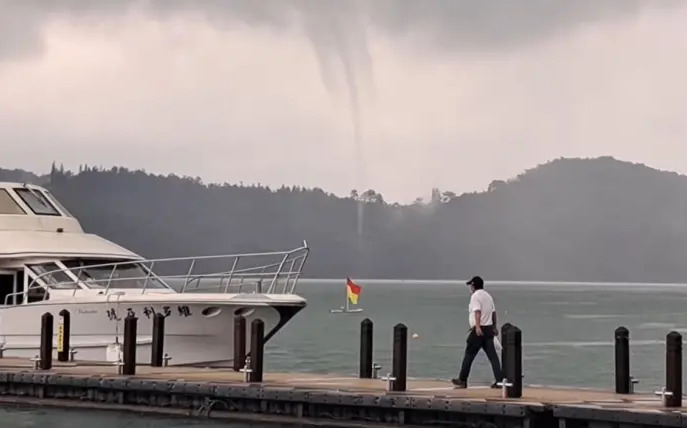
[57,309,71,363]
[150,313,165,367]
[614,326,631,394]
[504,325,522,398]
[360,318,373,378]
[391,323,407,392]
[39,312,53,370]
[249,319,264,383]
[233,315,246,372]
[663,332,682,407]
[123,314,137,375]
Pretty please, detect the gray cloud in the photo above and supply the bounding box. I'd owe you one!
[2,0,687,203]
[0,0,682,61]
[367,0,683,52]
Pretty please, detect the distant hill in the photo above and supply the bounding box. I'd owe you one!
[3,157,687,283]
[0,168,46,185]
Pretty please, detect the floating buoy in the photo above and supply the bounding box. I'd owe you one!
[412,333,419,339]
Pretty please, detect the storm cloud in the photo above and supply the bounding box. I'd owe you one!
[1,0,681,60]
[1,1,686,202]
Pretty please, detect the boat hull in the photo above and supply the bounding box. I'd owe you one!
[0,298,305,366]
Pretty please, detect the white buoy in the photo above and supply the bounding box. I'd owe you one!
[412,333,419,339]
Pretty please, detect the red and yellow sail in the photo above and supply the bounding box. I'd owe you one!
[346,277,362,305]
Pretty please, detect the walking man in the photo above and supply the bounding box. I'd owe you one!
[452,275,504,388]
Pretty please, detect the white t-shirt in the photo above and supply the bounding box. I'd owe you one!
[468,289,496,328]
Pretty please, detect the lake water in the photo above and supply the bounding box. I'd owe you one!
[267,279,686,390]
[7,279,687,425]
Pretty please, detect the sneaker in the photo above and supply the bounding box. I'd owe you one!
[451,378,467,388]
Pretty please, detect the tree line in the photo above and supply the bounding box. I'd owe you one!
[3,156,687,283]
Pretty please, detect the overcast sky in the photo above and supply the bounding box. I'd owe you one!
[1,1,686,202]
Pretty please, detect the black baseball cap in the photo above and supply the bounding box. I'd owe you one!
[466,276,484,287]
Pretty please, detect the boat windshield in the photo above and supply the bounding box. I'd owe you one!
[61,259,169,289]
[0,189,26,215]
[28,262,79,289]
[14,188,61,216]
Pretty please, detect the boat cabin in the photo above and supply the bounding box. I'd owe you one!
[0,182,173,306]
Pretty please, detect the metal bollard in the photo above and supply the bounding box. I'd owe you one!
[391,323,408,392]
[30,355,41,370]
[504,325,522,398]
[69,348,78,362]
[381,373,396,391]
[39,312,53,370]
[0,343,5,358]
[57,310,71,362]
[122,314,137,376]
[630,376,639,393]
[360,318,373,378]
[163,353,172,367]
[150,313,165,367]
[614,326,631,393]
[249,319,264,382]
[496,377,514,399]
[240,356,253,382]
[654,331,682,407]
[233,315,246,372]
[372,362,382,379]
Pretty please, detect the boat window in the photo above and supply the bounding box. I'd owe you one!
[0,189,26,215]
[27,263,78,289]
[14,188,60,216]
[43,190,73,217]
[62,259,168,289]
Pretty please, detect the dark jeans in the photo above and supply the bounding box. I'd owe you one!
[458,325,504,383]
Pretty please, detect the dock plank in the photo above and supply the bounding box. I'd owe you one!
[0,357,675,413]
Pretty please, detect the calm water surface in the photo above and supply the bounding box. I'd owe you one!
[9,280,687,426]
[268,279,686,390]
[0,405,302,427]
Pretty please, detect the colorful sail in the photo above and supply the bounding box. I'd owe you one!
[346,277,362,305]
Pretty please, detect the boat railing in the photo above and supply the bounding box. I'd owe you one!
[7,241,309,304]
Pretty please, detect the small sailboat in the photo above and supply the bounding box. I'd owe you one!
[330,277,363,313]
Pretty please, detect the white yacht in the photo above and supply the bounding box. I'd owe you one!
[0,182,309,366]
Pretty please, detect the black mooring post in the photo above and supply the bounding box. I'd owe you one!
[614,326,630,394]
[249,319,264,382]
[391,323,408,392]
[505,325,522,398]
[122,314,137,375]
[665,331,682,407]
[57,309,71,363]
[360,318,373,378]
[39,312,53,370]
[150,313,165,367]
[233,315,246,372]
[500,322,513,376]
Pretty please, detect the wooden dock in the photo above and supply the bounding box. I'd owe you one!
[0,357,684,428]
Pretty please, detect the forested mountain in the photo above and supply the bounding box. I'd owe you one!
[3,156,687,282]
